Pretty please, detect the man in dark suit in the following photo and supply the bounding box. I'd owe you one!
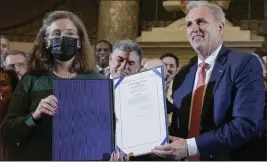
[108,39,142,79]
[152,1,265,161]
[93,40,112,76]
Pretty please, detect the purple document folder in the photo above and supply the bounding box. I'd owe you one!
[53,79,114,160]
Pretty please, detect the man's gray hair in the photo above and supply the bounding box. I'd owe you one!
[4,50,28,63]
[112,39,143,65]
[187,1,225,23]
[7,50,27,57]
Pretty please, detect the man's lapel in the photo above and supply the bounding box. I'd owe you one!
[201,45,230,120]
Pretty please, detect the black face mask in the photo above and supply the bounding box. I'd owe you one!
[50,36,78,61]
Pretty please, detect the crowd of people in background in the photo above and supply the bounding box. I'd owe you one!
[0,0,266,161]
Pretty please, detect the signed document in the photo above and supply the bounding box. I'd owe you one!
[114,67,169,156]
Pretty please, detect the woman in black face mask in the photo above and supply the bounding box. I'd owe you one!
[1,11,105,161]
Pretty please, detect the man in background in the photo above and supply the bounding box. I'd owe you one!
[160,53,179,107]
[0,36,9,68]
[160,53,179,82]
[4,50,28,80]
[94,40,112,76]
[160,53,179,123]
[109,39,142,79]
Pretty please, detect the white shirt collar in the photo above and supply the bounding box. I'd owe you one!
[197,44,222,68]
[97,65,110,70]
[96,65,102,71]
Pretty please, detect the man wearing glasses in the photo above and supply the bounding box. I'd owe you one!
[5,50,27,80]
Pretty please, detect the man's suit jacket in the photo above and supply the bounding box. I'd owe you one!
[170,45,265,160]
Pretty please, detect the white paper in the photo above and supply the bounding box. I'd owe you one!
[114,67,168,156]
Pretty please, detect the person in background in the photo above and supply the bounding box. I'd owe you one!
[0,68,19,161]
[4,50,28,80]
[160,53,179,82]
[109,39,142,79]
[152,1,265,160]
[159,53,179,128]
[94,40,112,76]
[1,10,104,161]
[0,36,9,68]
[159,53,179,112]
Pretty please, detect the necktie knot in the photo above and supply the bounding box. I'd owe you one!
[199,62,208,71]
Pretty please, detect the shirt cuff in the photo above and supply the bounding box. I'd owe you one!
[186,138,200,156]
[25,115,36,127]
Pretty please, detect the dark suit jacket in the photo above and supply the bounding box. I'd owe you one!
[170,45,266,160]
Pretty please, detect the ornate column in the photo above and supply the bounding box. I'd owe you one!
[97,0,139,44]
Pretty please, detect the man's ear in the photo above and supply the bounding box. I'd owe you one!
[218,22,224,33]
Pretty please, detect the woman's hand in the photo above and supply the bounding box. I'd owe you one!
[32,95,58,120]
[110,150,133,161]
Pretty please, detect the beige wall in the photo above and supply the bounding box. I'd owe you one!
[9,41,33,54]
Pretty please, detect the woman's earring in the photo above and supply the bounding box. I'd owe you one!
[77,41,81,49]
[77,39,81,49]
[45,40,50,49]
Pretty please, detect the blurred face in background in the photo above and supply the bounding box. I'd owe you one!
[109,49,140,78]
[0,38,9,55]
[162,56,178,80]
[0,38,9,68]
[0,71,12,106]
[5,54,27,79]
[94,42,111,69]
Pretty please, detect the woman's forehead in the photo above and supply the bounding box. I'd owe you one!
[47,18,78,33]
[0,72,10,82]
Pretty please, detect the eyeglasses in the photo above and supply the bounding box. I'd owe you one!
[47,31,79,39]
[6,63,26,70]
